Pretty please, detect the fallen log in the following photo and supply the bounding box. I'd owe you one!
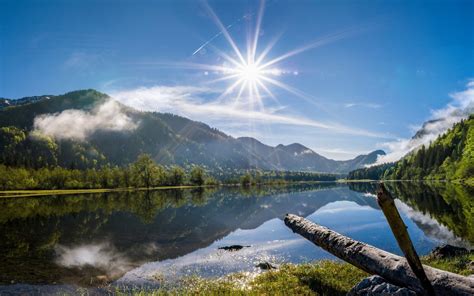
[284,214,474,295]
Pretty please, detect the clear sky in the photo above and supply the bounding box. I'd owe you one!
[1,0,473,159]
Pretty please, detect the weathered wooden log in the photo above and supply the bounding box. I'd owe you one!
[284,214,474,295]
[376,183,434,295]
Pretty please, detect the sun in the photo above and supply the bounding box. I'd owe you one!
[238,62,263,83]
[186,0,355,111]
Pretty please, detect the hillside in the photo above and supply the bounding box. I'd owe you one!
[0,89,383,173]
[348,115,474,181]
[385,115,473,181]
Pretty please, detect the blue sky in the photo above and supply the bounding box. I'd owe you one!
[1,0,473,159]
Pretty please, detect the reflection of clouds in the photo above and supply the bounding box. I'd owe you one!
[314,201,375,215]
[117,239,302,286]
[395,199,471,249]
[55,242,134,278]
[363,193,377,198]
[345,221,387,232]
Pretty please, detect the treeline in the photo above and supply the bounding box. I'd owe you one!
[0,154,218,190]
[347,163,395,180]
[385,115,473,181]
[238,170,338,186]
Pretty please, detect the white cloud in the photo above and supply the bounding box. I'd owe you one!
[372,80,474,165]
[33,100,138,140]
[344,102,382,109]
[110,85,389,139]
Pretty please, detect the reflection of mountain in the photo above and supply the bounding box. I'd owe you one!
[0,184,377,285]
[348,182,474,245]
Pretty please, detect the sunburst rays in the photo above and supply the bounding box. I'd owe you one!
[189,0,361,114]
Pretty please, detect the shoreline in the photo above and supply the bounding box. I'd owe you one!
[0,180,340,199]
[1,179,471,199]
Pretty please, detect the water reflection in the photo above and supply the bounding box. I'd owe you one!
[0,182,471,287]
[350,182,474,245]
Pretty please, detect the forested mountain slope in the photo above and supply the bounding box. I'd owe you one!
[347,115,474,181]
[385,115,473,181]
[0,89,383,173]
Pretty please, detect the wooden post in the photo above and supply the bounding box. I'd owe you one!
[377,183,435,295]
[284,214,474,295]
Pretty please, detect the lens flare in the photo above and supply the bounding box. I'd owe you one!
[188,0,363,112]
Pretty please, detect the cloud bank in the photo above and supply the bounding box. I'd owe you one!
[34,100,138,140]
[110,85,388,139]
[373,80,474,165]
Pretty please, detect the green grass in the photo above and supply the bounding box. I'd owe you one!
[422,253,474,276]
[115,261,368,296]
[113,255,473,296]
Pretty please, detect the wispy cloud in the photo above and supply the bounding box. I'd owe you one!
[110,85,390,139]
[373,80,474,165]
[63,51,104,73]
[344,102,382,109]
[33,100,138,140]
[316,147,369,157]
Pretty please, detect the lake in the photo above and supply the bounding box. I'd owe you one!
[0,182,472,289]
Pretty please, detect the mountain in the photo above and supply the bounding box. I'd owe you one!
[237,137,385,173]
[348,115,473,181]
[0,95,51,109]
[0,89,383,173]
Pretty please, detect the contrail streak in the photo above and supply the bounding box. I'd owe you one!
[192,5,254,56]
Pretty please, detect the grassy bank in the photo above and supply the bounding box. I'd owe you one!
[117,254,473,295]
[0,180,339,198]
[0,185,215,199]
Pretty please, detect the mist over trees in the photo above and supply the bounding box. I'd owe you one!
[347,115,474,181]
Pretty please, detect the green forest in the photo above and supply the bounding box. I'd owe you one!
[0,154,216,190]
[348,115,474,182]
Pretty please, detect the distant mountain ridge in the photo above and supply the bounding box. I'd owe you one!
[0,89,384,173]
[0,95,52,109]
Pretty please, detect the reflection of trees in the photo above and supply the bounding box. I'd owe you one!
[0,183,369,285]
[347,182,378,194]
[387,182,473,244]
[0,183,340,224]
[348,181,473,243]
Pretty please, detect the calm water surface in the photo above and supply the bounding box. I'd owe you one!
[0,182,472,288]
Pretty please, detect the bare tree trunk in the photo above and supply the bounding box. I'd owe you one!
[284,214,474,296]
[376,183,434,295]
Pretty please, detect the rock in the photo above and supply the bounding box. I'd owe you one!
[348,275,417,296]
[468,261,474,273]
[255,262,276,270]
[218,245,250,251]
[428,244,470,259]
